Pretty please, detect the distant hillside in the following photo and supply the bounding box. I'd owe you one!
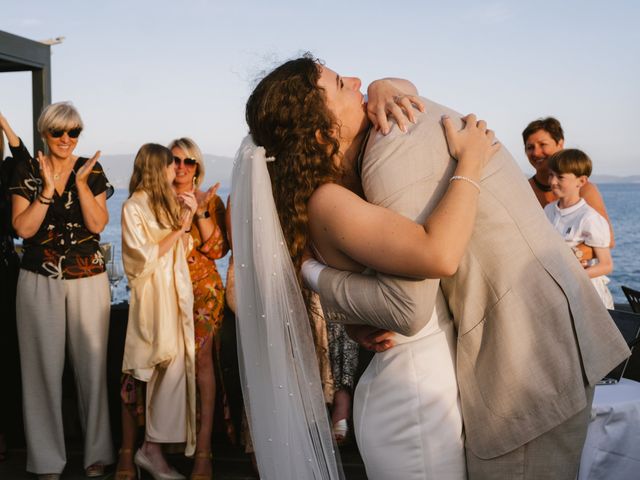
[101,153,234,189]
[591,174,640,184]
[100,153,637,189]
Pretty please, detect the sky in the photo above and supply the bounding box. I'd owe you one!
[1,0,639,176]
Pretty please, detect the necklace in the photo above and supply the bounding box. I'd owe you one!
[531,175,551,192]
[52,163,74,181]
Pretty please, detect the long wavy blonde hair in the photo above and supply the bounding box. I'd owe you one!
[128,143,182,230]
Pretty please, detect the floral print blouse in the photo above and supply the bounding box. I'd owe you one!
[9,139,113,279]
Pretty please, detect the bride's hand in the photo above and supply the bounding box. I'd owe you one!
[367,79,425,135]
[442,114,501,179]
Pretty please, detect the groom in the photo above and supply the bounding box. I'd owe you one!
[310,99,629,478]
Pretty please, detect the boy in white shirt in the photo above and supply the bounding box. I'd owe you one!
[544,149,614,308]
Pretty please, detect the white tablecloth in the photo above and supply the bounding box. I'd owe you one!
[578,378,640,480]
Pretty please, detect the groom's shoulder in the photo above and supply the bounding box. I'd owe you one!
[366,96,459,154]
[419,97,463,119]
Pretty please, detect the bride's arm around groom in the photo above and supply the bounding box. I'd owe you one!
[309,98,630,478]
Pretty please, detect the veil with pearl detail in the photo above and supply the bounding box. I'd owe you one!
[230,135,344,480]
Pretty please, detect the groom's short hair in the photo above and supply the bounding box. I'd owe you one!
[522,117,564,144]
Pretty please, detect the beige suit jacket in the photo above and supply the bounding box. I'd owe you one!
[317,99,630,459]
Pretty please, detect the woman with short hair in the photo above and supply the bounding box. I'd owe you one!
[9,102,114,480]
[522,117,614,247]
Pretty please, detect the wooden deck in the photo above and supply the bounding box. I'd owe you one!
[0,442,367,479]
[0,303,368,479]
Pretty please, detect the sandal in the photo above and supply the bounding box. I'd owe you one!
[85,463,105,477]
[190,451,213,480]
[333,419,350,445]
[115,448,138,480]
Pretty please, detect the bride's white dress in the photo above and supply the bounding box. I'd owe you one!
[353,289,466,479]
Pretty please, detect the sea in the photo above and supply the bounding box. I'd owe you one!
[102,183,640,306]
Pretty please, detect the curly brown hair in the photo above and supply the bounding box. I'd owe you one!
[246,54,342,269]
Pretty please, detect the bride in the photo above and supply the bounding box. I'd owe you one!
[231,54,499,479]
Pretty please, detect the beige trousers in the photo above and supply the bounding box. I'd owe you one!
[16,269,114,474]
[466,385,594,480]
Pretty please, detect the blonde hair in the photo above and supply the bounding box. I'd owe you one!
[168,137,205,188]
[128,143,182,230]
[37,101,84,137]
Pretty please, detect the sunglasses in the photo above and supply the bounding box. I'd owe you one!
[173,156,197,167]
[49,127,82,139]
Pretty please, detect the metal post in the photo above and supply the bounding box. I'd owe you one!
[31,65,51,154]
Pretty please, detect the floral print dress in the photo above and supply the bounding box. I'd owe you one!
[186,193,235,441]
[187,194,229,351]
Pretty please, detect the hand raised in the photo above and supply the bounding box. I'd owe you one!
[76,151,100,186]
[178,190,198,215]
[196,182,220,216]
[442,114,501,176]
[367,79,424,135]
[36,151,55,194]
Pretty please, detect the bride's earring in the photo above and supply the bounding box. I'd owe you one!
[193,176,197,189]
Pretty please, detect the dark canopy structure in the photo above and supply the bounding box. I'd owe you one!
[0,30,51,153]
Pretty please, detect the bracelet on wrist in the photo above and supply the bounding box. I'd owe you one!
[449,175,481,193]
[37,194,53,205]
[39,191,53,201]
[196,210,210,220]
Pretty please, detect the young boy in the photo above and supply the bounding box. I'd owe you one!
[544,149,614,308]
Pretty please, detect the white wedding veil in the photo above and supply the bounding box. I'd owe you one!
[230,135,344,480]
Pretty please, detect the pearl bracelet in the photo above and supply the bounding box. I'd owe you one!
[449,175,480,193]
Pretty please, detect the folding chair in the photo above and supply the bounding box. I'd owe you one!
[621,285,640,314]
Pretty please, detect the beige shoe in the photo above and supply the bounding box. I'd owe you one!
[134,448,186,480]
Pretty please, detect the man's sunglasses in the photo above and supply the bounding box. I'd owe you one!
[49,127,82,138]
[173,156,197,167]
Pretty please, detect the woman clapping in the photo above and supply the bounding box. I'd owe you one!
[8,103,114,480]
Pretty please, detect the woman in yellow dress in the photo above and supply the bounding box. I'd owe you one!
[169,137,234,480]
[117,143,197,480]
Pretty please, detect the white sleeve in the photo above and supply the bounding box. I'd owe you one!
[543,202,556,223]
[582,211,611,248]
[300,258,327,292]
